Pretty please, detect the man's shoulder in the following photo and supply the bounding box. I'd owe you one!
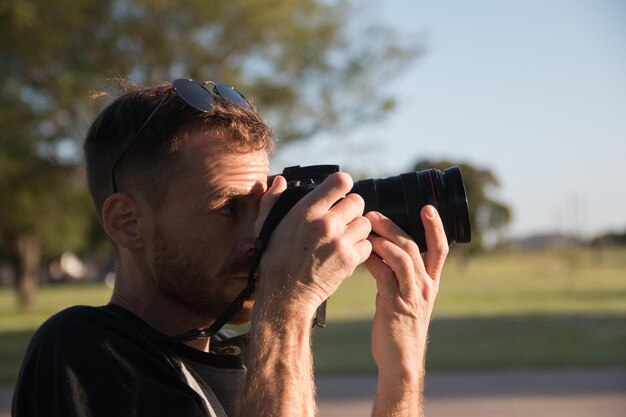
[14,309,210,416]
[33,304,118,341]
[20,303,178,383]
[40,304,110,326]
[28,304,169,361]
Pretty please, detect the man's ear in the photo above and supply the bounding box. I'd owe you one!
[102,193,147,250]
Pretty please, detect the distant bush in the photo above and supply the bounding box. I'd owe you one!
[591,231,626,247]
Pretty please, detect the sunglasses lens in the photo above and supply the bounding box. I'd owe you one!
[213,83,251,108]
[172,79,216,112]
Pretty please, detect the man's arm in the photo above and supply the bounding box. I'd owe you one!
[240,173,372,417]
[365,206,449,417]
[243,294,317,416]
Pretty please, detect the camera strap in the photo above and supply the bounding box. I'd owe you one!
[171,185,326,342]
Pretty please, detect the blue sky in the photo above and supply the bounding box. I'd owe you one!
[273,0,626,239]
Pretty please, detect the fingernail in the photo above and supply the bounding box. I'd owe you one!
[425,205,437,219]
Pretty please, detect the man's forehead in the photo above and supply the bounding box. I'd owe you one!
[207,147,270,169]
[178,138,268,193]
[181,130,265,160]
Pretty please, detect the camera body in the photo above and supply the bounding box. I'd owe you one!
[274,164,471,251]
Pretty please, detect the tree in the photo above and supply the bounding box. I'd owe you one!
[591,230,626,247]
[413,159,511,252]
[0,0,421,308]
[0,147,92,309]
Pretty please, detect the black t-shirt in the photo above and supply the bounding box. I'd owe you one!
[12,304,247,417]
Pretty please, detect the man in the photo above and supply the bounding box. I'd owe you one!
[12,79,449,417]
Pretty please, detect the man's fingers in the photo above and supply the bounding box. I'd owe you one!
[255,175,287,235]
[421,205,449,280]
[365,252,399,299]
[365,211,424,270]
[367,235,415,298]
[299,172,354,213]
[331,193,366,228]
[343,215,372,245]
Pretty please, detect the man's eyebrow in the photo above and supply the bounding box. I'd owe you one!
[206,187,254,208]
[213,188,245,199]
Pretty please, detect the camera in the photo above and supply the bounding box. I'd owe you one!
[277,165,471,251]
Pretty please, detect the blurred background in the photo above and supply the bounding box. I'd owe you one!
[1,0,625,414]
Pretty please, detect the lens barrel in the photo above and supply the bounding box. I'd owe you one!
[350,166,471,251]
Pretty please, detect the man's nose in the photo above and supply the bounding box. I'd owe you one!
[238,233,256,255]
[237,216,258,255]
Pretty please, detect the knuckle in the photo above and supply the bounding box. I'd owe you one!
[355,216,372,236]
[335,239,359,269]
[302,209,317,223]
[331,171,354,192]
[342,252,358,272]
[403,239,421,260]
[437,244,450,261]
[362,239,373,258]
[294,202,312,220]
[311,217,333,238]
[423,277,439,296]
[344,192,365,211]
[327,238,342,254]
[399,256,414,278]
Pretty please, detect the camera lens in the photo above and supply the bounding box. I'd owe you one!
[350,166,471,251]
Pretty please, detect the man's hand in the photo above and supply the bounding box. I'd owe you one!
[255,172,372,316]
[243,172,372,417]
[365,205,449,417]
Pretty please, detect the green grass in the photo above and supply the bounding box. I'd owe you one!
[327,247,626,319]
[315,247,626,373]
[1,247,626,384]
[0,282,111,385]
[313,315,626,374]
[0,282,111,332]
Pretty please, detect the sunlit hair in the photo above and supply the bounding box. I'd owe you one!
[84,81,275,219]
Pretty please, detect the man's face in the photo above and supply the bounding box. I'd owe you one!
[145,134,270,324]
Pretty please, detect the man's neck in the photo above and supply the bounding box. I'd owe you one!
[110,291,213,352]
[109,259,215,352]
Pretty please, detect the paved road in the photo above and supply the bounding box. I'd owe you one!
[316,368,626,417]
[3,368,625,417]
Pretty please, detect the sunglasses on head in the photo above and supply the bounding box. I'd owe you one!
[110,78,251,193]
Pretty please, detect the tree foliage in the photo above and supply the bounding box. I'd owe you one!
[591,231,626,247]
[0,0,421,307]
[2,0,419,144]
[413,159,512,251]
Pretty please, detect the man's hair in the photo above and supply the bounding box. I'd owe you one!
[84,82,275,218]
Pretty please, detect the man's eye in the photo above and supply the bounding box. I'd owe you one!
[216,201,237,217]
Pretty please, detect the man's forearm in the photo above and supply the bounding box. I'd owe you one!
[241,301,316,417]
[372,365,425,417]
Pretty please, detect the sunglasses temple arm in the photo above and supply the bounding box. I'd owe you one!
[110,93,170,193]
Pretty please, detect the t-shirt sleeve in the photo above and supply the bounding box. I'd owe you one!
[12,307,209,417]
